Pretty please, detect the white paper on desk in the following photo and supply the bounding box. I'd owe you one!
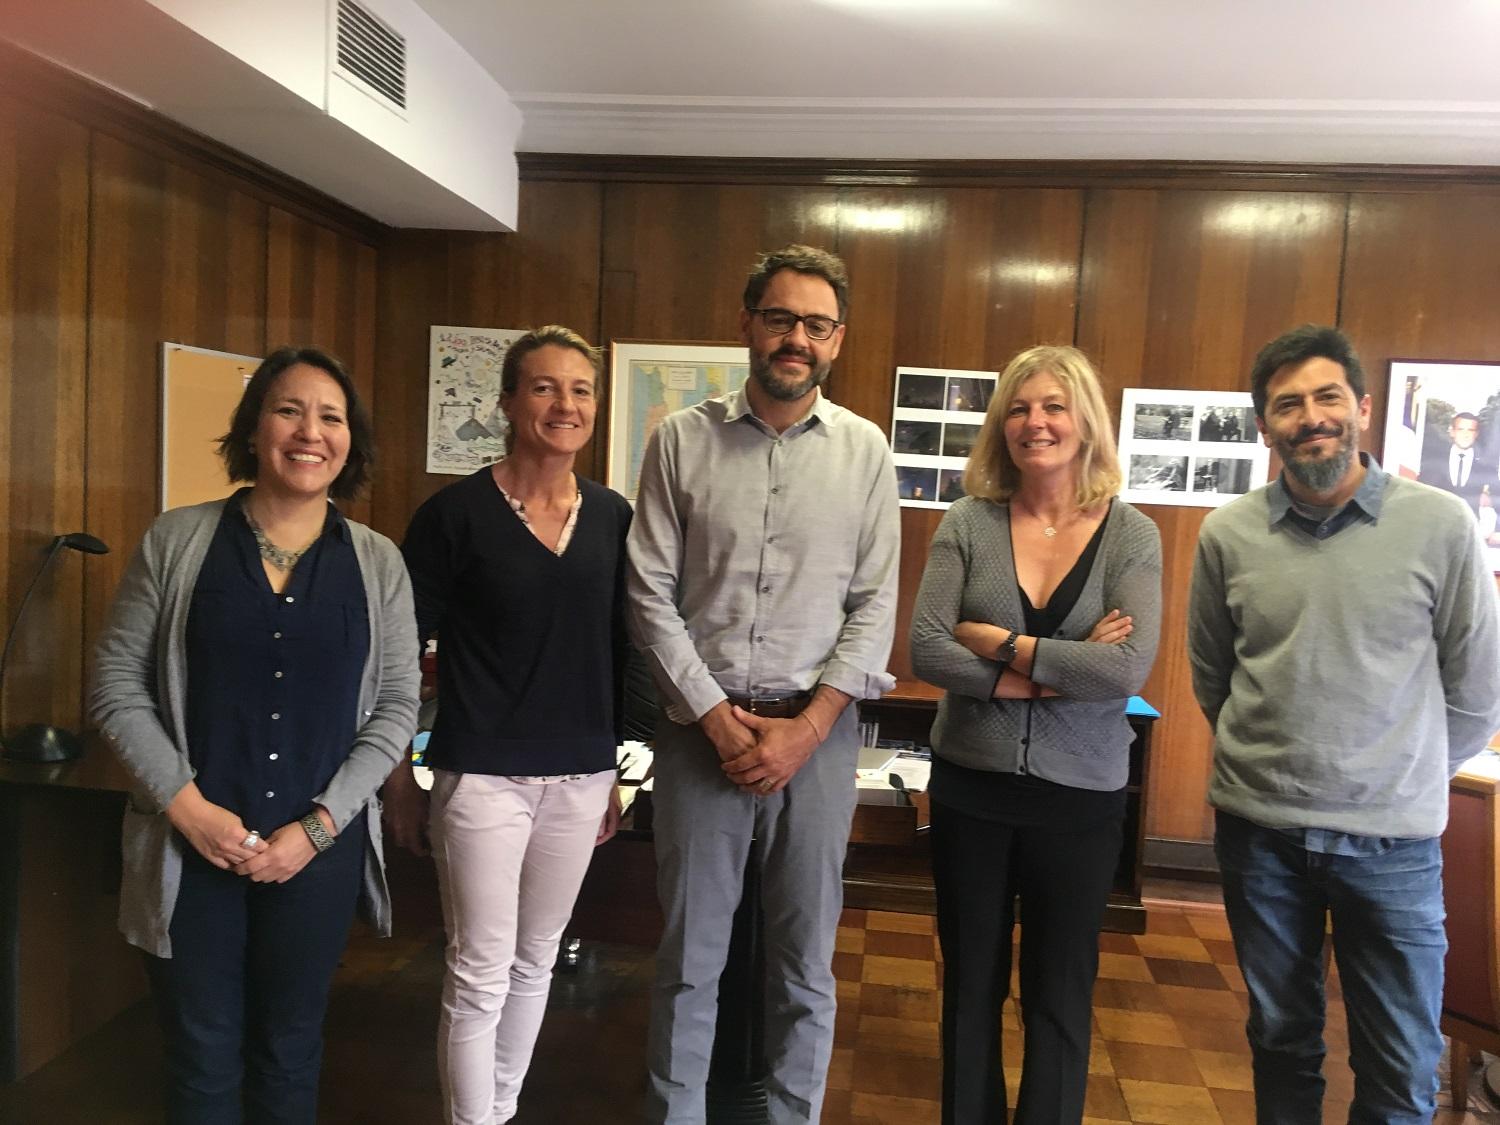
[887,758,932,792]
[1459,749,1500,780]
[618,741,653,782]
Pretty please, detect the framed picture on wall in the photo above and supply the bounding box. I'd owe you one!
[427,325,526,475]
[1116,388,1270,508]
[607,341,750,503]
[1382,358,1500,571]
[889,366,999,509]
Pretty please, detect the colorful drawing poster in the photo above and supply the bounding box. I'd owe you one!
[427,326,525,475]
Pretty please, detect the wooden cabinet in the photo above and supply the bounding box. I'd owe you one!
[848,682,1155,934]
[1441,755,1500,1098]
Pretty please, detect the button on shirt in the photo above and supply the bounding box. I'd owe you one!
[626,387,900,723]
[185,495,369,832]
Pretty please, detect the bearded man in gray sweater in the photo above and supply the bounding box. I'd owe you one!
[1189,324,1500,1125]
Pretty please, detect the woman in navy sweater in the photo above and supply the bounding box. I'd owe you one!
[384,326,632,1125]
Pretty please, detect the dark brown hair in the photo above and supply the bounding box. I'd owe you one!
[217,346,374,500]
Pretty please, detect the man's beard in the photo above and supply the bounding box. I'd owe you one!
[1280,423,1356,494]
[751,345,830,402]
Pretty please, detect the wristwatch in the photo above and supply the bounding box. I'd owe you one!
[994,630,1019,666]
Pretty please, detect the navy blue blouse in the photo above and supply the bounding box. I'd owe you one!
[185,492,369,833]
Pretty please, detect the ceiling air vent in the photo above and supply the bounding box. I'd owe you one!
[334,0,407,112]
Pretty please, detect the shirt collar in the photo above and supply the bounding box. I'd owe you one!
[1266,451,1386,526]
[720,385,836,430]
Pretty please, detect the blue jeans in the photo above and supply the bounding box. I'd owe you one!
[1214,811,1446,1125]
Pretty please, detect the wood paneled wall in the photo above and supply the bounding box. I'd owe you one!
[0,61,380,1076]
[375,167,1500,849]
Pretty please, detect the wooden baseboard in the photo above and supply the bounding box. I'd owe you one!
[1143,836,1221,883]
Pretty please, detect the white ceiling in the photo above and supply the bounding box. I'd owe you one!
[419,0,1500,164]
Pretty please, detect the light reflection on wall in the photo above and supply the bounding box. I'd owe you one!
[814,202,930,233]
[979,260,1077,286]
[1207,200,1333,237]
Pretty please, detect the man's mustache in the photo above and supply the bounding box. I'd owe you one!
[1293,423,1343,445]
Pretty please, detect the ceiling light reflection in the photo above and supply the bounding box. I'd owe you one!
[814,202,928,233]
[984,261,1077,287]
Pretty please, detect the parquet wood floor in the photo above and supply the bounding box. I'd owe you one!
[1,897,1495,1122]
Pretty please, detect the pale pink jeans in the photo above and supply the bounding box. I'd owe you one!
[428,768,613,1124]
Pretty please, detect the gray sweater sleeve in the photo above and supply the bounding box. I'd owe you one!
[1186,525,1234,729]
[314,529,421,833]
[909,507,1010,701]
[1029,508,1163,701]
[1432,516,1500,772]
[89,528,195,812]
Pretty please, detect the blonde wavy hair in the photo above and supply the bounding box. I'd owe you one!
[962,345,1121,508]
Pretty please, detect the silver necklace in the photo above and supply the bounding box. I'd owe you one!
[244,508,313,572]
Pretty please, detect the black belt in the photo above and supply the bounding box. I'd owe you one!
[723,691,813,719]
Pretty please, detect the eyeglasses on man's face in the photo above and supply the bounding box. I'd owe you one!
[747,307,843,342]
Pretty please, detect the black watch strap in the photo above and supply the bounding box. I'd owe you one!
[994,631,1019,666]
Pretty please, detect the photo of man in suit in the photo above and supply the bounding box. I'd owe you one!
[1421,411,1485,516]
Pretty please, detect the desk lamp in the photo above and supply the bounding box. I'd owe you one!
[0,532,109,763]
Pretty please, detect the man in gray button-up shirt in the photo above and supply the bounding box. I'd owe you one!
[627,244,900,1123]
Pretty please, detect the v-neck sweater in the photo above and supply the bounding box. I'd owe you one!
[401,468,633,776]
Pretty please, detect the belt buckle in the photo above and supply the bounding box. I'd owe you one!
[748,693,797,717]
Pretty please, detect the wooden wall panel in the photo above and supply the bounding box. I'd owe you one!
[370,181,603,541]
[1340,192,1500,449]
[1077,189,1347,842]
[0,96,90,737]
[834,187,1086,681]
[85,132,268,654]
[266,207,379,525]
[596,182,841,483]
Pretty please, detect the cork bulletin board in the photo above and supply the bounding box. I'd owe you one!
[160,343,260,511]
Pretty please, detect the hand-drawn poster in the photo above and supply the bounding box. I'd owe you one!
[427,326,524,475]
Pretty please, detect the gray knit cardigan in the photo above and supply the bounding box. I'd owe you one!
[89,498,421,957]
[909,497,1162,791]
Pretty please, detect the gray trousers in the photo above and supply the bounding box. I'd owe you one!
[645,709,858,1124]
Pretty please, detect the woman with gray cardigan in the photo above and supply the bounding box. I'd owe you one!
[90,347,420,1124]
[910,345,1161,1125]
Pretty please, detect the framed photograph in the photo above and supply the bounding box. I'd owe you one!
[1118,388,1271,508]
[1382,358,1500,570]
[608,341,750,503]
[890,365,998,510]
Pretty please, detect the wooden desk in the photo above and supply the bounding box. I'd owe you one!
[0,741,145,1082]
[1441,753,1500,1098]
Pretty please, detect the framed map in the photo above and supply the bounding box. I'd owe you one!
[427,325,525,475]
[607,341,750,502]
